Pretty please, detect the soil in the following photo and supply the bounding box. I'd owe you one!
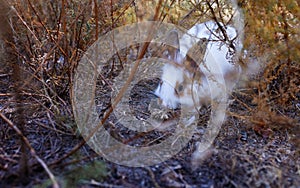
[0,45,299,188]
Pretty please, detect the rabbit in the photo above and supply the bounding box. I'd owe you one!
[154,21,242,110]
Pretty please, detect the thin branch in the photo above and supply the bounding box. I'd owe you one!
[10,6,41,46]
[93,0,99,40]
[0,113,60,188]
[49,0,165,167]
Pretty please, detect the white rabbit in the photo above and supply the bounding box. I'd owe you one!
[155,21,242,109]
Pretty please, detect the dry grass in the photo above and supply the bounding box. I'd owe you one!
[0,0,299,187]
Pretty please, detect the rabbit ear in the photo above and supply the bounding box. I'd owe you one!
[182,38,208,79]
[166,30,180,49]
[162,30,180,60]
[185,38,208,67]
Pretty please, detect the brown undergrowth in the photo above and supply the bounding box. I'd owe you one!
[0,0,299,187]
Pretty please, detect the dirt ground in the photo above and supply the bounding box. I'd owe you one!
[0,54,300,188]
[0,0,299,186]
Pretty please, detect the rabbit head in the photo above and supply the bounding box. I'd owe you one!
[155,31,208,109]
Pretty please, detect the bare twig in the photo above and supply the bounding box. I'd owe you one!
[49,0,165,167]
[10,6,41,46]
[0,113,60,188]
[93,0,99,40]
[206,0,232,47]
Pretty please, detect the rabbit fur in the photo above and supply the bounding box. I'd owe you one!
[155,21,242,109]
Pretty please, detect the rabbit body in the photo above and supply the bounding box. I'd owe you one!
[155,21,242,109]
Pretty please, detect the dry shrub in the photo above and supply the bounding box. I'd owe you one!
[1,0,299,186]
[238,0,300,144]
[6,0,299,143]
[6,0,133,120]
[5,0,237,118]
